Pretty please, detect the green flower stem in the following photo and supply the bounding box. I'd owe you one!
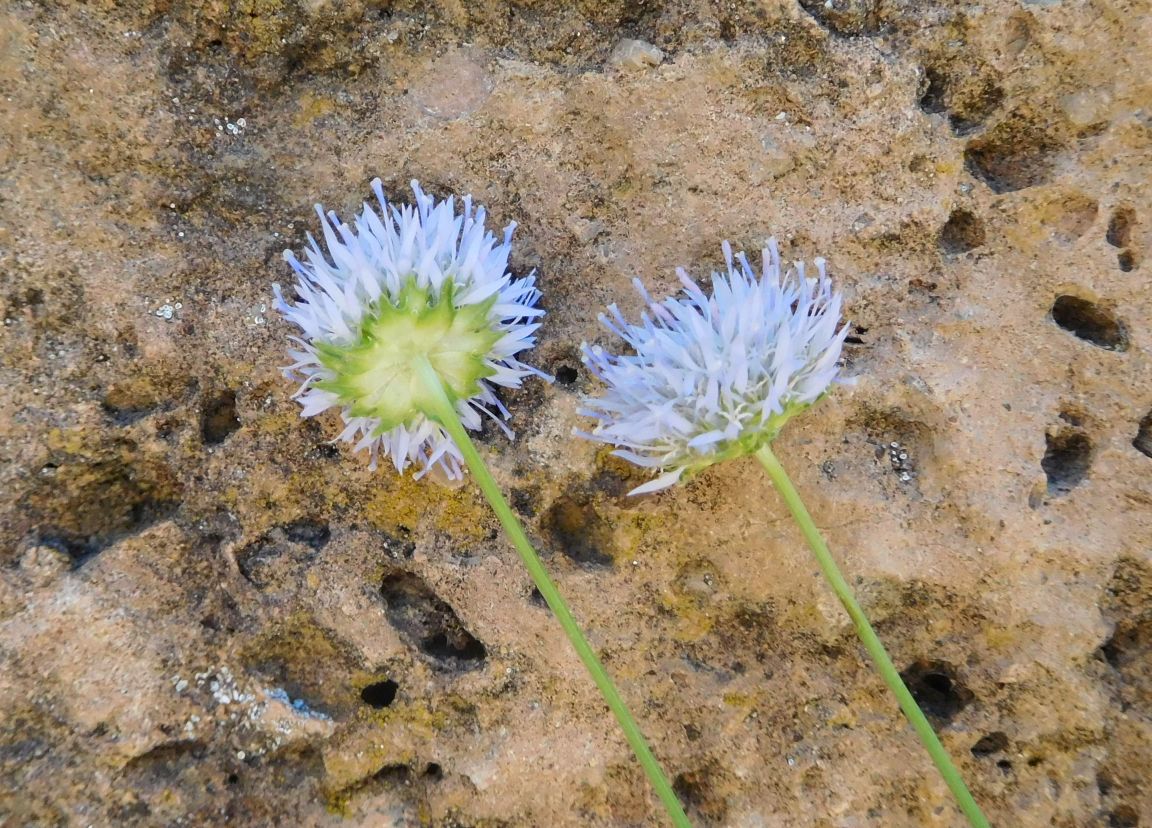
[414,358,692,828]
[754,444,989,828]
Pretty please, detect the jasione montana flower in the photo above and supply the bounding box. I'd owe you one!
[578,239,849,494]
[274,184,692,826]
[577,240,990,827]
[273,179,547,480]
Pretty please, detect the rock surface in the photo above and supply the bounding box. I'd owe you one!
[1,0,1150,825]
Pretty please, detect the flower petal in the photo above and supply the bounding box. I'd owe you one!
[628,468,686,495]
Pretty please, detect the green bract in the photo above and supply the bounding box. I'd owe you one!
[314,279,501,433]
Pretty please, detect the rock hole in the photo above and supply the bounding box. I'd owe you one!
[246,619,363,718]
[122,740,207,778]
[918,65,1005,135]
[9,286,45,310]
[951,82,1005,136]
[908,154,933,175]
[303,420,342,460]
[422,631,487,662]
[201,390,240,445]
[1109,805,1141,827]
[1107,207,1135,248]
[590,453,653,501]
[1050,295,1129,351]
[996,759,1014,775]
[1059,407,1084,426]
[970,731,1009,756]
[1041,428,1093,496]
[1117,250,1137,272]
[1005,13,1032,56]
[423,762,443,780]
[939,208,986,254]
[372,763,412,785]
[918,67,947,115]
[673,560,721,604]
[379,570,488,669]
[360,679,399,709]
[1101,617,1151,674]
[672,764,729,823]
[509,487,539,518]
[542,495,615,568]
[1134,411,1152,459]
[19,443,183,568]
[684,601,776,674]
[237,539,281,587]
[101,383,168,426]
[527,586,549,609]
[373,527,416,560]
[236,521,328,588]
[842,324,869,346]
[226,772,240,786]
[333,759,416,808]
[899,660,973,725]
[964,114,1061,193]
[1100,558,1152,709]
[1049,193,1099,245]
[554,364,579,385]
[282,520,331,549]
[1098,769,1116,797]
[36,533,102,567]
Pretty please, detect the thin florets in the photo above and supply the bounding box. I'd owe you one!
[274,179,546,480]
[578,239,849,494]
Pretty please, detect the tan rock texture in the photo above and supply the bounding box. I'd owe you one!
[1,1,1150,826]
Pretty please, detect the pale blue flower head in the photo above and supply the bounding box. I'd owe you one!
[274,179,547,481]
[578,239,849,494]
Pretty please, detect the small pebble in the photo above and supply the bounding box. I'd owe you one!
[608,39,664,71]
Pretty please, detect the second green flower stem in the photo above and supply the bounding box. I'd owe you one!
[415,359,692,828]
[754,443,990,828]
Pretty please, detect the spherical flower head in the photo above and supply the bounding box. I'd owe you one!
[274,179,547,481]
[578,239,850,494]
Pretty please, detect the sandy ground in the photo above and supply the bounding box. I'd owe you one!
[1,1,1150,825]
